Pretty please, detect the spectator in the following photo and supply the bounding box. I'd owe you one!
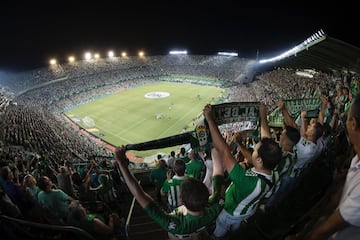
[1,165,30,214]
[72,164,97,202]
[185,149,204,180]
[256,102,300,208]
[177,147,188,163]
[167,151,176,170]
[114,145,225,239]
[263,125,300,210]
[22,173,41,202]
[203,104,282,239]
[56,165,77,199]
[67,200,121,240]
[161,159,187,212]
[96,173,118,206]
[150,158,168,203]
[262,100,324,210]
[278,100,325,172]
[306,93,360,239]
[0,185,22,218]
[37,175,74,220]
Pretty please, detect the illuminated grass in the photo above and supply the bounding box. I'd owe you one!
[65,81,223,157]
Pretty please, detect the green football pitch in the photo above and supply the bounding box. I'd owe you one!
[65,82,224,157]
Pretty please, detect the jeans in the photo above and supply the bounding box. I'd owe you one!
[212,208,253,239]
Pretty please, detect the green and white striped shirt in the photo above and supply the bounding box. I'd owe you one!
[225,164,272,216]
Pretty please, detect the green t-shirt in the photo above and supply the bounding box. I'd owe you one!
[37,189,70,219]
[145,175,224,234]
[150,166,168,188]
[161,175,187,209]
[26,185,41,202]
[225,164,271,217]
[185,160,204,180]
[68,213,110,240]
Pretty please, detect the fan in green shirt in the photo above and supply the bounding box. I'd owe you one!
[203,103,282,239]
[161,159,187,211]
[115,146,225,239]
[185,150,205,180]
[150,159,168,203]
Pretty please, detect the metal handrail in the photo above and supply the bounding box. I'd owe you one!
[124,180,140,238]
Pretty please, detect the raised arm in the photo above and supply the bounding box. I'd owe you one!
[260,102,271,139]
[318,95,327,125]
[210,148,224,177]
[300,110,308,137]
[114,146,152,208]
[208,147,225,203]
[277,100,297,128]
[203,104,236,173]
[233,132,253,167]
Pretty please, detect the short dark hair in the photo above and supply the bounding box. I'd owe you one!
[158,159,167,168]
[258,137,282,170]
[180,147,186,154]
[284,126,300,146]
[0,166,11,181]
[38,176,50,191]
[181,177,209,211]
[173,159,186,176]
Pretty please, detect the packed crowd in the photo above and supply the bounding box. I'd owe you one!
[0,56,360,239]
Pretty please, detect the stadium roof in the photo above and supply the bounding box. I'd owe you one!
[260,35,360,75]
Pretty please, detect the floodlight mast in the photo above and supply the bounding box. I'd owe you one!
[258,29,326,64]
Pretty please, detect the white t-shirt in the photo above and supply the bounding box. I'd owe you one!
[332,154,360,239]
[294,136,324,169]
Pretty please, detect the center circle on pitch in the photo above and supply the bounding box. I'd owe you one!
[144,92,170,99]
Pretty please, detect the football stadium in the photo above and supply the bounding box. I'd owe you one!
[1,30,360,240]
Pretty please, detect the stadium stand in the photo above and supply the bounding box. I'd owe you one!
[0,49,359,239]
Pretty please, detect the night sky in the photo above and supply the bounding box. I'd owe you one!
[0,5,358,72]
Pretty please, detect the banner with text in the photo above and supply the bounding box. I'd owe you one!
[268,98,321,127]
[212,102,260,125]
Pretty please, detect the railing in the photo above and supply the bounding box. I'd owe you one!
[0,214,96,240]
[124,180,140,238]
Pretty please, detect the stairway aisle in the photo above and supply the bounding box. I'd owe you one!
[124,182,168,240]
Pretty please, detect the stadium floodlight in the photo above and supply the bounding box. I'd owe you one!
[259,29,327,64]
[108,51,115,58]
[49,59,57,65]
[84,52,92,60]
[169,50,188,55]
[68,56,75,63]
[94,53,100,59]
[121,52,127,57]
[217,52,238,57]
[138,51,145,57]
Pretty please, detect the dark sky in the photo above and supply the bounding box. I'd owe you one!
[0,5,358,72]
